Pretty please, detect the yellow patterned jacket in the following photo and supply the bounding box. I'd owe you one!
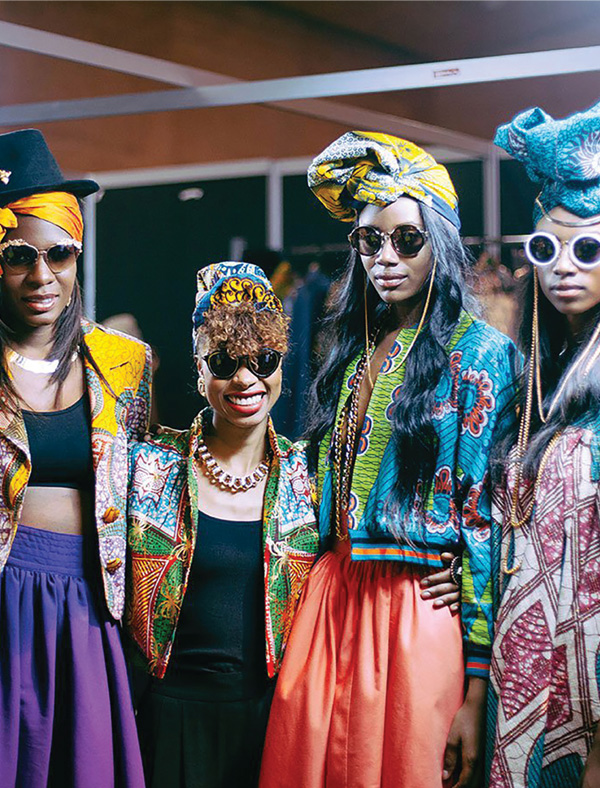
[0,320,152,619]
[126,410,319,679]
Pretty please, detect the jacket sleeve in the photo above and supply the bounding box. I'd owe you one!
[456,333,520,679]
[125,342,153,442]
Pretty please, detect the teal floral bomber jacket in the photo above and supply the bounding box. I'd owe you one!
[318,312,520,678]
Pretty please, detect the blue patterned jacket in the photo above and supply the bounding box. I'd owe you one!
[318,313,519,677]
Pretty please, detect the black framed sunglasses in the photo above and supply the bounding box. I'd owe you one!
[348,224,429,258]
[524,231,600,270]
[0,239,83,275]
[203,348,282,380]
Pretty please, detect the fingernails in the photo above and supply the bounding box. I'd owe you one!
[420,578,429,588]
[421,591,431,599]
[442,770,449,780]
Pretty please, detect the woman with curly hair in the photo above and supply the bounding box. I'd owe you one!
[259,132,519,788]
[488,102,600,788]
[0,129,151,787]
[125,262,320,788]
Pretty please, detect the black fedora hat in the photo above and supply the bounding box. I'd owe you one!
[0,128,99,207]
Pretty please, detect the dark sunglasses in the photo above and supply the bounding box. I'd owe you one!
[348,224,429,258]
[0,239,83,275]
[204,348,282,380]
[525,231,600,270]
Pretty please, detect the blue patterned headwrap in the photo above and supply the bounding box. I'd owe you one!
[307,131,461,230]
[192,262,282,337]
[494,101,600,223]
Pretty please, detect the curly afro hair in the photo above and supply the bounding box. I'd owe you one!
[194,301,289,358]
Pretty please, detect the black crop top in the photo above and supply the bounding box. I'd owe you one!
[23,395,94,490]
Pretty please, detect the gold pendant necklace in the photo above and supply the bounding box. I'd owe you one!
[195,441,269,494]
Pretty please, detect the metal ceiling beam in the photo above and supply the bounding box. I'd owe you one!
[282,99,494,155]
[0,44,599,131]
[0,21,492,156]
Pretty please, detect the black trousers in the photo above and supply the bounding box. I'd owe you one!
[136,669,276,788]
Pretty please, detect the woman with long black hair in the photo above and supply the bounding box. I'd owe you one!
[488,102,600,788]
[259,131,518,788]
[0,129,151,787]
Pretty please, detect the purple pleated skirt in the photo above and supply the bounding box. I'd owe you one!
[0,524,145,788]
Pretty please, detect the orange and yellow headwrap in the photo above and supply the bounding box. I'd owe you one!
[0,191,83,244]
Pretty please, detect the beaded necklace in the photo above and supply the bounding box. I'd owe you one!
[330,259,437,541]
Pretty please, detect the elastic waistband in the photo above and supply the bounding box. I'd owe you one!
[150,668,275,703]
[7,523,88,576]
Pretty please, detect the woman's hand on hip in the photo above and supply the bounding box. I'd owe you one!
[420,551,461,611]
[442,676,486,788]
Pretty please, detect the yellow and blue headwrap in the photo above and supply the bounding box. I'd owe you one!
[307,130,460,229]
[495,100,600,222]
[192,262,283,337]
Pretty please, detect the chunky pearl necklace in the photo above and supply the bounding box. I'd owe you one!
[195,440,270,494]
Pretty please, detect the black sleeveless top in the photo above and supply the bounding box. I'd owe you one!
[23,395,94,490]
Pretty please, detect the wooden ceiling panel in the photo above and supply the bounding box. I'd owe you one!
[276,1,600,61]
[0,1,598,173]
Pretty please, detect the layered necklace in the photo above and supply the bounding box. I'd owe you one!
[330,260,437,541]
[195,439,270,494]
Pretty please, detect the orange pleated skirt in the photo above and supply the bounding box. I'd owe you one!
[259,540,465,788]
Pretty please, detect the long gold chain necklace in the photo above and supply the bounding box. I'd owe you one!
[503,270,600,574]
[195,440,270,494]
[330,259,437,541]
[331,336,376,541]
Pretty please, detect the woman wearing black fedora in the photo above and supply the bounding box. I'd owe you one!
[0,129,151,787]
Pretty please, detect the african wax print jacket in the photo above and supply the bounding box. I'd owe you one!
[0,320,152,619]
[488,419,600,787]
[318,312,519,677]
[125,411,319,680]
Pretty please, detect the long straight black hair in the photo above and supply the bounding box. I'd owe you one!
[0,279,86,414]
[305,201,475,510]
[493,269,600,480]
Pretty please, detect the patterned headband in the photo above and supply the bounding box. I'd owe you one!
[192,262,282,335]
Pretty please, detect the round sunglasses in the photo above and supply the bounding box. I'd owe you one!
[203,348,282,380]
[525,231,600,270]
[0,239,83,275]
[348,224,429,258]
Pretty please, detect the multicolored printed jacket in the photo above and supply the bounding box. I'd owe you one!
[126,411,319,679]
[318,312,519,678]
[0,320,152,619]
